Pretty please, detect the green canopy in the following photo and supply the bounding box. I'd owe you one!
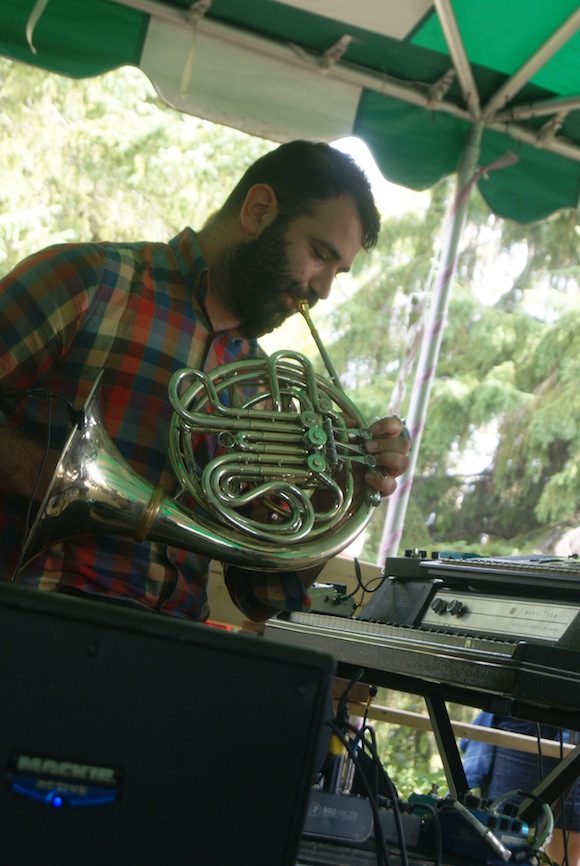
[2,0,580,224]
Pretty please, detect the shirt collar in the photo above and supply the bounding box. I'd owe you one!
[169,226,209,301]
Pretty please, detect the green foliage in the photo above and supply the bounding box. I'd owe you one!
[0,58,272,270]
[369,695,477,799]
[536,459,580,523]
[318,170,579,561]
[387,192,580,555]
[328,173,580,559]
[374,692,447,799]
[324,185,450,403]
[482,311,580,530]
[359,495,433,566]
[470,366,524,425]
[395,495,433,555]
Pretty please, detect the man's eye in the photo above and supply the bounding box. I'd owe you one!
[313,248,326,262]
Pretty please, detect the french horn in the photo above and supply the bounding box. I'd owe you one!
[21,303,381,572]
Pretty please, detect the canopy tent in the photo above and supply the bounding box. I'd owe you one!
[2,0,580,223]
[2,0,580,557]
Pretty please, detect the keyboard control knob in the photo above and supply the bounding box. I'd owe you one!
[431,597,447,614]
[446,599,466,616]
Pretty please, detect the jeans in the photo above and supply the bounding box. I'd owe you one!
[483,717,580,832]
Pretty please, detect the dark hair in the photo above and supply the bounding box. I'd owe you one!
[217,140,380,250]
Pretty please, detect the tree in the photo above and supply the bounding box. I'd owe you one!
[322,176,580,560]
[0,58,272,271]
[417,205,580,553]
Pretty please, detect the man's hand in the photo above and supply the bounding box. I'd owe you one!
[362,416,411,497]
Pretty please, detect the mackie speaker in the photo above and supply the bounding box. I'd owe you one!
[0,583,334,865]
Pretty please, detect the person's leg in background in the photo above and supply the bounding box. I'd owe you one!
[486,719,580,866]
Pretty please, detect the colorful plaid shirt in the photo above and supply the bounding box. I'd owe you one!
[0,228,311,621]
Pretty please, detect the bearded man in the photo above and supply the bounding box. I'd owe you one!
[0,140,410,621]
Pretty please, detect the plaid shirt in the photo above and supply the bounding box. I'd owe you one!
[0,228,311,621]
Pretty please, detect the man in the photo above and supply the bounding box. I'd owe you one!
[0,140,410,621]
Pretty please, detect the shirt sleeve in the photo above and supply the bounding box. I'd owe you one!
[223,563,315,622]
[0,243,103,390]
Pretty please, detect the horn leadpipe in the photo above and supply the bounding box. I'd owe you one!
[297,300,345,395]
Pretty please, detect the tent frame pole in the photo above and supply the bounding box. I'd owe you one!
[377,121,483,562]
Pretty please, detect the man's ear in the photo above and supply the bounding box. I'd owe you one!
[239,184,279,238]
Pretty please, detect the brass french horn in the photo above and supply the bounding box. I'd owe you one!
[21,303,380,571]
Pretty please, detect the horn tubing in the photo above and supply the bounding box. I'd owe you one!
[21,313,381,571]
[297,300,345,394]
[20,393,375,568]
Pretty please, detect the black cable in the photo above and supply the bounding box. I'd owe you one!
[339,557,387,610]
[0,382,78,421]
[535,722,544,780]
[363,685,378,728]
[555,727,573,866]
[332,674,390,864]
[335,668,365,724]
[2,383,80,582]
[360,722,410,866]
[331,704,413,866]
[408,801,442,866]
[337,557,365,601]
[10,394,54,582]
[333,673,412,866]
[554,728,569,866]
[328,718,392,866]
[534,724,573,866]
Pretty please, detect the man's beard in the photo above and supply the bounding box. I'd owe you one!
[210,218,318,339]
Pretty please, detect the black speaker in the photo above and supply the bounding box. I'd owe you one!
[0,583,334,865]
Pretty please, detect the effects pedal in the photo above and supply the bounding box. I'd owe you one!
[303,789,423,848]
[410,792,533,864]
[309,583,356,617]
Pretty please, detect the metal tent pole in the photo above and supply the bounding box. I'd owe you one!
[377,121,483,562]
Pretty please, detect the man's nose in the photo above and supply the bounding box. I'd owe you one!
[309,269,334,301]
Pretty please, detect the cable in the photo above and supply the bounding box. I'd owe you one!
[533,724,573,866]
[363,685,378,728]
[331,674,392,865]
[450,798,511,861]
[335,668,365,725]
[10,394,55,581]
[330,693,413,866]
[363,722,410,866]
[328,718,392,866]
[339,557,387,611]
[488,789,554,854]
[0,382,79,422]
[555,728,570,866]
[408,801,442,866]
[2,383,80,582]
[329,678,442,866]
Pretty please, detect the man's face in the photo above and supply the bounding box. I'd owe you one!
[213,194,364,339]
